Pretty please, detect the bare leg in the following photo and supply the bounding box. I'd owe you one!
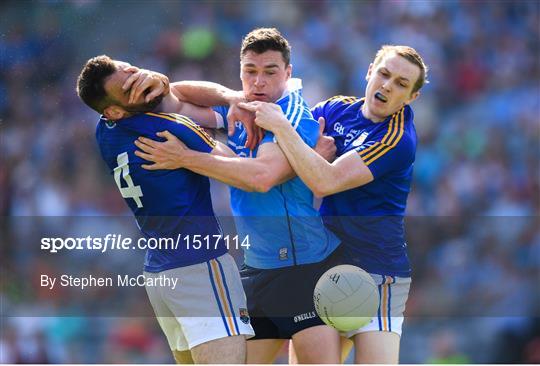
[353,331,401,364]
[290,334,354,364]
[291,325,340,364]
[190,335,246,364]
[247,339,286,364]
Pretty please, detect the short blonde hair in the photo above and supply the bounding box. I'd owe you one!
[373,45,429,93]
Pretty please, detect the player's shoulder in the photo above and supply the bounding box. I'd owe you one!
[322,95,361,106]
[313,95,362,114]
[402,104,414,123]
[97,112,206,138]
[386,105,417,151]
[95,116,118,140]
[327,95,361,104]
[122,112,206,132]
[277,89,309,117]
[145,112,215,146]
[395,105,416,141]
[387,104,414,128]
[368,106,416,147]
[139,112,197,125]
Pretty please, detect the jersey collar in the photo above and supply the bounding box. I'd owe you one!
[276,78,303,104]
[357,98,399,125]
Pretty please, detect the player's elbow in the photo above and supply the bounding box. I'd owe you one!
[312,181,335,198]
[252,180,273,193]
[312,189,325,199]
[312,188,328,199]
[251,172,277,193]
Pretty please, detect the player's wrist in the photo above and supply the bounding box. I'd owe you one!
[225,90,246,106]
[156,73,170,95]
[273,115,294,135]
[179,149,201,169]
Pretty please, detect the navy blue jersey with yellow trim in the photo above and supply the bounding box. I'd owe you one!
[96,112,226,273]
[311,97,417,277]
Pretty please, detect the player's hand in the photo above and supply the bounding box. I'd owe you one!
[134,131,188,170]
[238,101,289,133]
[314,117,336,162]
[227,101,263,151]
[122,68,170,104]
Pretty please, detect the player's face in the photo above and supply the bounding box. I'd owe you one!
[240,50,292,103]
[363,53,420,122]
[103,61,162,118]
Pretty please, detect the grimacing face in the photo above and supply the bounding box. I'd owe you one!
[240,50,292,103]
[103,61,163,119]
[363,52,421,122]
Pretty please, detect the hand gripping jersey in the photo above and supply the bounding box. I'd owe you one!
[96,112,226,273]
[214,79,340,269]
[312,96,417,277]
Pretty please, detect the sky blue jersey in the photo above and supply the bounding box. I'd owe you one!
[312,96,417,277]
[214,80,340,269]
[96,112,226,273]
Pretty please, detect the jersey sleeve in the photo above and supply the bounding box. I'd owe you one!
[132,112,217,153]
[212,105,229,132]
[261,91,319,148]
[311,95,357,134]
[355,107,415,179]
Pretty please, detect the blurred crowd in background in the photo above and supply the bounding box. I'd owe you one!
[0,0,539,363]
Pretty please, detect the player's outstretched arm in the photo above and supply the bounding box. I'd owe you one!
[124,73,262,149]
[172,81,263,150]
[120,66,220,128]
[272,127,373,197]
[171,81,243,108]
[182,142,294,192]
[240,102,374,197]
[135,131,294,193]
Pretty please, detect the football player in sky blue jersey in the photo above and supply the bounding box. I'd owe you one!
[131,28,343,363]
[241,45,429,364]
[76,56,254,363]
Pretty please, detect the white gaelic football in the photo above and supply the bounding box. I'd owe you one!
[314,265,379,332]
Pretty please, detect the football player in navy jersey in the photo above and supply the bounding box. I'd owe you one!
[240,45,428,364]
[76,55,254,364]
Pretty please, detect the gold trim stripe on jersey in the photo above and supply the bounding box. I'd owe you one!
[358,107,405,166]
[146,112,216,148]
[327,95,359,104]
[357,107,402,160]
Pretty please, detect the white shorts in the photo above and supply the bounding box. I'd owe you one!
[144,253,255,351]
[345,274,411,338]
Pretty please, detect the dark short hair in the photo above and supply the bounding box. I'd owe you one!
[76,55,117,113]
[240,28,291,66]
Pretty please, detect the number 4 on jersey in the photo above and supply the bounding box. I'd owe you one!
[114,152,143,208]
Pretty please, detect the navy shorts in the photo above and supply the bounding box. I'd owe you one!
[240,245,344,339]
